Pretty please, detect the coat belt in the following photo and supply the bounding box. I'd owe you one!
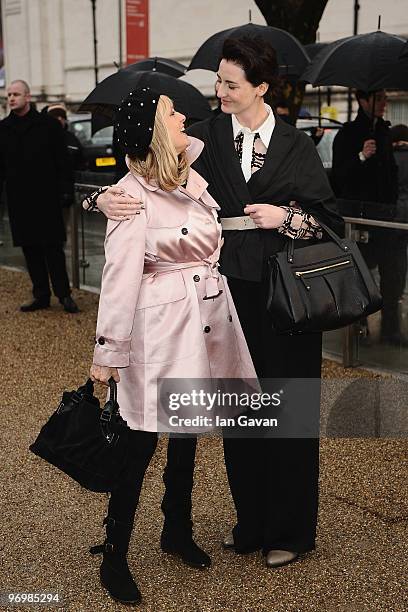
[220,216,257,230]
[143,245,223,299]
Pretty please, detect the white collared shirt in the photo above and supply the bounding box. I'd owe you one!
[231,104,276,182]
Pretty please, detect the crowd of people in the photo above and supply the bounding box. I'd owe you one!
[1,35,407,608]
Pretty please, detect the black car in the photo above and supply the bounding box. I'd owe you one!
[68,114,117,174]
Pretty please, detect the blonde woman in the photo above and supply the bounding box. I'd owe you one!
[89,88,256,605]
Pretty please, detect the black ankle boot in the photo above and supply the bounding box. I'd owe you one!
[161,529,211,569]
[90,516,142,605]
[20,298,50,312]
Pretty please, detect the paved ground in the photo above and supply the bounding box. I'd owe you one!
[1,267,407,612]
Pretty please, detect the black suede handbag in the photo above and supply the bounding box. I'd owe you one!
[267,221,383,334]
[29,378,132,492]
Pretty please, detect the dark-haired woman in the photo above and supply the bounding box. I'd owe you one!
[90,36,343,568]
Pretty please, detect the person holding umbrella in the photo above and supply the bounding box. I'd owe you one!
[89,36,343,568]
[332,90,406,346]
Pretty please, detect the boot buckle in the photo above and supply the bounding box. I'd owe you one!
[104,541,114,553]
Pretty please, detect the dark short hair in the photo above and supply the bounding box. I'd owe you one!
[355,89,384,103]
[221,36,279,96]
[48,107,67,120]
[275,99,289,109]
[390,124,408,143]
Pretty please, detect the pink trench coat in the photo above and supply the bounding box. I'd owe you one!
[93,137,256,431]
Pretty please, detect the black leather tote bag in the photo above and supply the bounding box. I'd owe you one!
[29,378,133,492]
[267,221,383,334]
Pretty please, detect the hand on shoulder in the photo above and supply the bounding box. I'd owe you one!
[97,185,144,221]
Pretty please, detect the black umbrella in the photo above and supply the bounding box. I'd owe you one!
[122,57,187,78]
[188,23,310,77]
[304,42,328,60]
[80,69,212,132]
[399,40,408,59]
[301,30,408,90]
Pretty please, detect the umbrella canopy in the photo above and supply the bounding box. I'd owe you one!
[399,40,408,59]
[188,22,310,77]
[122,57,187,78]
[302,30,408,90]
[79,70,212,132]
[304,42,328,60]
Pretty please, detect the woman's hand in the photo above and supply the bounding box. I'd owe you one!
[97,186,144,221]
[244,204,287,229]
[90,364,120,385]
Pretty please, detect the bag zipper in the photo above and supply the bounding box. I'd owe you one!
[295,260,351,277]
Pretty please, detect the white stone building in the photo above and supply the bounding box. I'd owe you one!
[0,0,407,122]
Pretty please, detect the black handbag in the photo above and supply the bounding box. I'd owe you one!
[267,221,383,334]
[29,378,133,493]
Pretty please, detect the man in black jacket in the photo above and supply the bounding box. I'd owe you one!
[332,90,406,345]
[0,80,78,313]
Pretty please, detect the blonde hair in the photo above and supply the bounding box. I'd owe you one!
[128,95,189,191]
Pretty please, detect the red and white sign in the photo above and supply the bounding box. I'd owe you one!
[126,0,149,65]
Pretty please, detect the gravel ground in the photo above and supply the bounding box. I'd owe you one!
[1,267,407,612]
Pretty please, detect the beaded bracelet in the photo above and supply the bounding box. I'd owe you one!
[83,185,110,212]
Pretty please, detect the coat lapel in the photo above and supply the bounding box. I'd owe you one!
[246,114,295,197]
[213,113,252,205]
[184,167,208,200]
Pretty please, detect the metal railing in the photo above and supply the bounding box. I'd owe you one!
[341,215,408,368]
[71,182,109,289]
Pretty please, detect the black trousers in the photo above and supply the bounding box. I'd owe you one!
[162,276,321,554]
[359,229,408,335]
[161,434,198,537]
[108,431,158,524]
[22,244,71,301]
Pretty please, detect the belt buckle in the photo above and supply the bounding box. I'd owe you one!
[203,290,223,300]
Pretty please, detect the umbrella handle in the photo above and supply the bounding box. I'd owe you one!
[370,91,376,135]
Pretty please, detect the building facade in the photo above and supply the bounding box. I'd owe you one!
[0,0,407,121]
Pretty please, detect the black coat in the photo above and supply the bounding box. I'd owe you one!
[188,112,343,281]
[331,107,398,205]
[394,144,408,218]
[0,108,70,246]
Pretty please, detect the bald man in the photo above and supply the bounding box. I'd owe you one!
[0,80,78,312]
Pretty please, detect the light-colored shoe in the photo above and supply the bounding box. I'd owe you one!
[222,532,234,549]
[265,550,298,568]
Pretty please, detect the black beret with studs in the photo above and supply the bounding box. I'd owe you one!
[114,87,161,159]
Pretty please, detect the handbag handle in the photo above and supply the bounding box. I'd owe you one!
[81,378,117,403]
[100,377,119,424]
[286,220,350,263]
[108,377,117,403]
[84,378,95,394]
